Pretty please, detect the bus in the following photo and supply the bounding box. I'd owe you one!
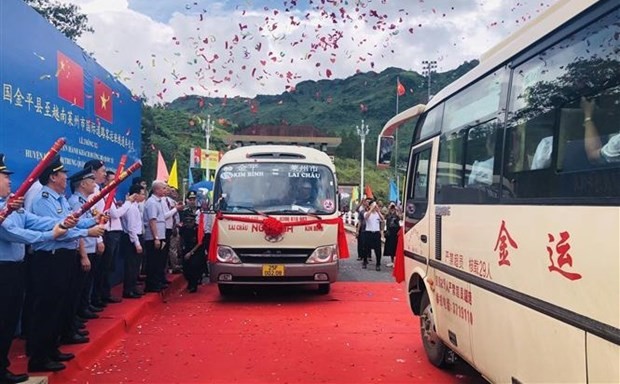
[380,0,620,382]
[208,145,347,296]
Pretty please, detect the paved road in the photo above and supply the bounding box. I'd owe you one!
[339,228,397,282]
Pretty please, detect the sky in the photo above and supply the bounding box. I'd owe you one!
[63,0,560,103]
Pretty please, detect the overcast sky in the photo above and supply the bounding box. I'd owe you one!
[64,0,559,103]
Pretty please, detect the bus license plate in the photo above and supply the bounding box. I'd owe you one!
[262,264,285,277]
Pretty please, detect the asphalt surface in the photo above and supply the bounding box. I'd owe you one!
[339,228,396,282]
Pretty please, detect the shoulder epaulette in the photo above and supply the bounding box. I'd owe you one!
[42,191,49,198]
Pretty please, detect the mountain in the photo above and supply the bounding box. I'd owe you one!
[141,60,478,201]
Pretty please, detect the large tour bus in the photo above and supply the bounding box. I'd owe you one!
[209,145,347,296]
[379,0,619,382]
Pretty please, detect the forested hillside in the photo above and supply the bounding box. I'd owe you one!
[141,61,478,201]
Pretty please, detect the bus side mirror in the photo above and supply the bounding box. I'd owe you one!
[338,193,350,213]
[377,136,394,167]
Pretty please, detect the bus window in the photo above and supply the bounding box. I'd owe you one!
[505,8,620,201]
[414,104,443,143]
[435,129,465,204]
[405,147,431,226]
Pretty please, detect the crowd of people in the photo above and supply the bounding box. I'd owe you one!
[353,197,402,271]
[0,154,211,383]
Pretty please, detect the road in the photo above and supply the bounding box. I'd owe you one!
[61,232,485,384]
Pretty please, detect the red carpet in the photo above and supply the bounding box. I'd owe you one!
[48,282,484,384]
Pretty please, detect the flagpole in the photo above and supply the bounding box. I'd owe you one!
[395,77,400,196]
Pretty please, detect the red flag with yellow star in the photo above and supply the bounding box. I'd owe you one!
[57,51,84,108]
[94,77,113,123]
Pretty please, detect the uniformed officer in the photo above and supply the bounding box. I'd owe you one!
[27,156,105,373]
[0,154,74,383]
[67,168,100,333]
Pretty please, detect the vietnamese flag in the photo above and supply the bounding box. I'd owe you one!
[94,77,113,123]
[57,51,84,108]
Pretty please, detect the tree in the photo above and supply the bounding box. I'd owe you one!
[24,0,93,41]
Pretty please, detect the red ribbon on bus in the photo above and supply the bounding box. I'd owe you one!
[207,213,349,262]
[392,227,405,283]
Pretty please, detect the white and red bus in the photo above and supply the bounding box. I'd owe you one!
[380,0,619,382]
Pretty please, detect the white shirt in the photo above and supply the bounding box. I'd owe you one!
[107,200,131,231]
[468,157,494,186]
[364,211,382,232]
[161,196,179,229]
[121,202,143,246]
[601,133,620,162]
[143,195,166,241]
[89,184,105,244]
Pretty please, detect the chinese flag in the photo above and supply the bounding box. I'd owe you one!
[397,80,405,96]
[94,78,113,123]
[57,51,84,108]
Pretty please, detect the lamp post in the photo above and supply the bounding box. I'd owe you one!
[422,60,437,102]
[202,115,214,181]
[356,119,369,198]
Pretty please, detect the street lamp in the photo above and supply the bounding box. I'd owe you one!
[202,115,215,180]
[422,60,437,102]
[356,119,369,198]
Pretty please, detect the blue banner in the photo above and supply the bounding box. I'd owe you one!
[0,0,141,197]
[389,178,399,203]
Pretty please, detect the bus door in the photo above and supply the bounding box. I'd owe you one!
[403,141,433,271]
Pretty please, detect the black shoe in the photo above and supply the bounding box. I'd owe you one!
[76,329,89,337]
[60,334,89,345]
[362,264,367,269]
[188,286,198,293]
[132,290,145,296]
[75,321,86,329]
[145,287,162,293]
[356,257,362,261]
[376,265,381,271]
[92,300,107,308]
[0,370,28,383]
[89,305,103,313]
[104,296,122,304]
[122,292,141,299]
[78,310,99,319]
[28,360,65,372]
[50,351,75,362]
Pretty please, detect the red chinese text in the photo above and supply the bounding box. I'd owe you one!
[547,231,582,281]
[493,220,518,267]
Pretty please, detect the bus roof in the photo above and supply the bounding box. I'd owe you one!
[218,145,335,170]
[426,0,599,111]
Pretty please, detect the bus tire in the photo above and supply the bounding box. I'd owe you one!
[420,291,450,368]
[218,284,234,296]
[317,284,331,294]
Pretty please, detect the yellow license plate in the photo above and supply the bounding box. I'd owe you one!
[262,264,285,277]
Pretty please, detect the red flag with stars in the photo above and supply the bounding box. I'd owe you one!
[94,77,113,123]
[57,51,84,108]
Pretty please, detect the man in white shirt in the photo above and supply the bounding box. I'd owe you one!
[363,200,384,271]
[121,184,146,298]
[143,181,170,292]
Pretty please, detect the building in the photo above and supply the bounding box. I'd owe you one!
[224,125,341,155]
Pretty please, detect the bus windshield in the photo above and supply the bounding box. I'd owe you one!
[214,162,337,215]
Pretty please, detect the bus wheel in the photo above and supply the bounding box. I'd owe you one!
[420,291,450,367]
[218,284,234,296]
[317,284,331,294]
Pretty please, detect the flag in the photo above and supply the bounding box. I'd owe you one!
[57,51,84,108]
[397,79,405,97]
[364,185,373,199]
[389,179,399,203]
[168,159,179,189]
[188,167,194,186]
[94,77,113,123]
[156,151,169,182]
[197,212,205,245]
[349,186,359,211]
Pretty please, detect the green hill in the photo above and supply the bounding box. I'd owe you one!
[141,61,478,201]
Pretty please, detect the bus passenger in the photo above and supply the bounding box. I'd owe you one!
[582,97,620,163]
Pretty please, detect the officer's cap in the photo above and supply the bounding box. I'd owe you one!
[38,155,68,184]
[0,154,14,175]
[83,159,105,171]
[186,190,197,199]
[69,168,95,183]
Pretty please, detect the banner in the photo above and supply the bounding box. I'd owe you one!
[0,0,141,194]
[189,147,220,169]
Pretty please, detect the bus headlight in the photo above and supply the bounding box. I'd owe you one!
[307,244,337,264]
[216,246,241,264]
